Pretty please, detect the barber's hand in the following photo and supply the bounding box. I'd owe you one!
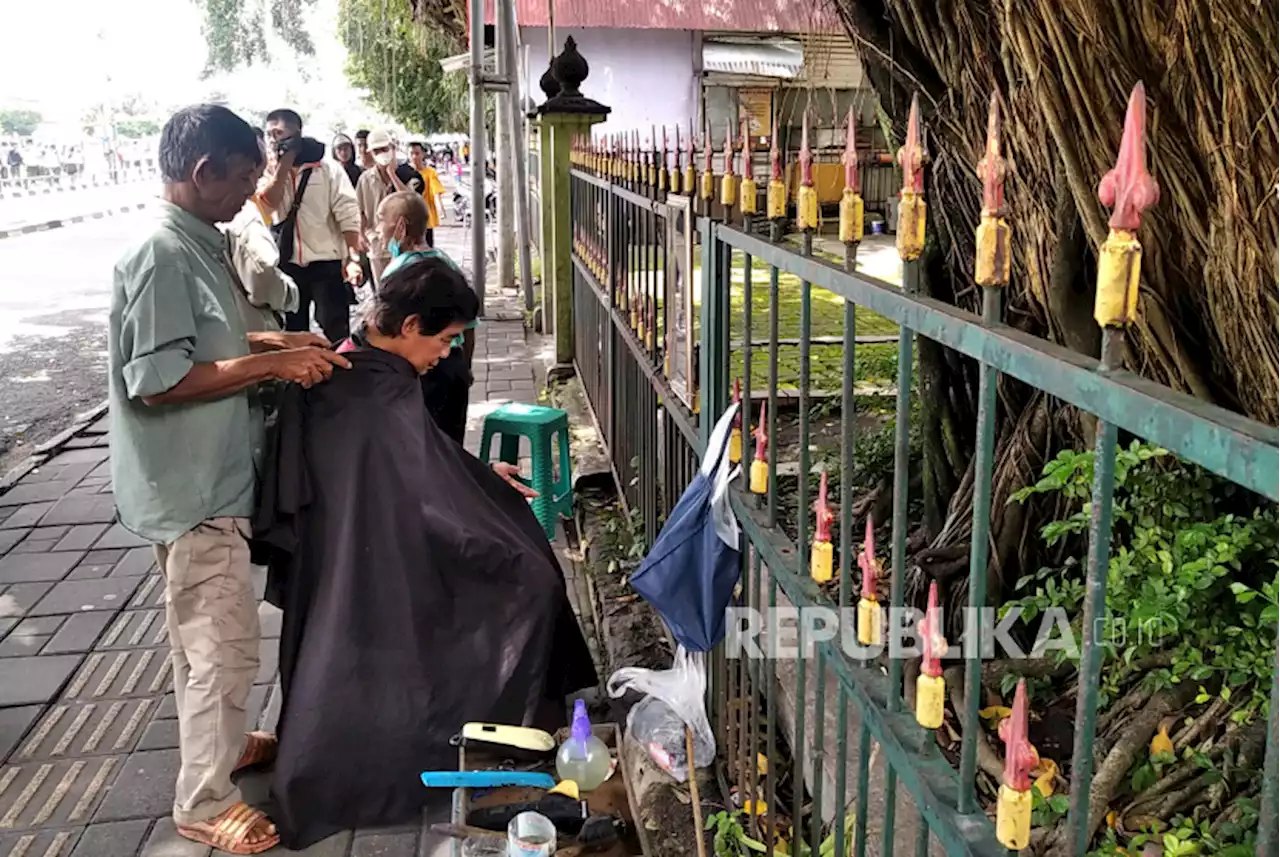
[344,259,364,286]
[268,347,351,388]
[251,330,329,351]
[492,462,539,498]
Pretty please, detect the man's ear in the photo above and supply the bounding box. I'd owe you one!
[191,155,217,190]
[401,315,422,338]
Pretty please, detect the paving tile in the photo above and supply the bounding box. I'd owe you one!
[55,462,99,484]
[54,525,110,552]
[14,698,158,760]
[0,654,84,706]
[69,819,154,857]
[16,615,66,635]
[256,639,280,685]
[28,577,141,616]
[352,831,420,857]
[258,602,282,639]
[128,576,166,610]
[93,749,181,822]
[0,704,44,761]
[10,538,62,555]
[85,415,111,435]
[0,633,50,656]
[0,753,120,830]
[0,552,83,584]
[40,497,117,527]
[136,718,179,752]
[1,503,55,529]
[155,694,176,721]
[88,461,112,480]
[94,525,150,551]
[256,681,282,733]
[112,547,157,578]
[0,829,84,857]
[60,648,171,702]
[0,528,29,556]
[44,612,116,654]
[51,448,110,465]
[266,831,353,856]
[17,466,70,485]
[0,582,56,618]
[0,480,77,507]
[140,818,211,857]
[0,617,14,637]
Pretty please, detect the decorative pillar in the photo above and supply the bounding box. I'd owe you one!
[534,36,611,368]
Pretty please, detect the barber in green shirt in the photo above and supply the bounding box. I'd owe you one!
[108,104,350,855]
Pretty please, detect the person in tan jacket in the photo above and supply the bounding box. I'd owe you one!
[260,108,363,342]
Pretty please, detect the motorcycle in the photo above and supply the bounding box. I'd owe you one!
[452,169,497,226]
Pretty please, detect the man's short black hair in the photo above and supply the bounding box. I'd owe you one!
[408,141,425,152]
[265,109,303,131]
[372,257,478,337]
[355,129,371,140]
[158,104,263,184]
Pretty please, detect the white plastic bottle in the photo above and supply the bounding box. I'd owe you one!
[554,699,611,791]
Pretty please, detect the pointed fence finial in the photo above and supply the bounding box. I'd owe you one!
[796,109,817,230]
[728,379,743,464]
[749,401,768,495]
[810,471,834,582]
[683,121,696,194]
[974,91,1011,287]
[767,115,785,221]
[740,116,758,216]
[856,516,881,644]
[896,93,927,260]
[700,119,714,202]
[1094,82,1160,329]
[995,679,1037,849]
[839,108,864,245]
[915,580,947,728]
[720,122,738,209]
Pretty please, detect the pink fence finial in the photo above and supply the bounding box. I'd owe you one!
[898,93,924,195]
[1099,82,1159,230]
[687,120,695,163]
[662,125,669,169]
[769,116,782,182]
[752,401,768,462]
[740,117,752,177]
[857,515,878,597]
[843,107,859,192]
[703,119,713,173]
[919,580,944,678]
[999,679,1037,792]
[722,122,734,176]
[979,92,1006,216]
[813,471,832,543]
[799,109,814,188]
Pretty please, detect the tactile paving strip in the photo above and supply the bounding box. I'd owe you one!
[11,699,156,762]
[59,648,171,702]
[125,576,164,610]
[0,756,119,832]
[96,609,167,650]
[0,828,80,857]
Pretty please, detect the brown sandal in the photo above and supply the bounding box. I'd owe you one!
[177,801,280,855]
[233,731,278,773]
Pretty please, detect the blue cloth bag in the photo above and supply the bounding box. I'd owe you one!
[629,405,742,653]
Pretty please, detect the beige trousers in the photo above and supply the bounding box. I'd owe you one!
[153,516,260,826]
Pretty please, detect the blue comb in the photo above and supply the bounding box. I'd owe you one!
[419,771,556,790]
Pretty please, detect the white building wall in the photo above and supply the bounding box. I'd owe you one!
[521,26,699,134]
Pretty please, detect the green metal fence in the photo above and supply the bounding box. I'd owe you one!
[567,94,1278,856]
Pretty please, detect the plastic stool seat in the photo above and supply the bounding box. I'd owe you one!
[479,403,573,539]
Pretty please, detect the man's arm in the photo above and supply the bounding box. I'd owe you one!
[332,164,365,266]
[259,148,298,210]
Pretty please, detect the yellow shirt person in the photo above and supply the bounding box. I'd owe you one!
[408,143,447,230]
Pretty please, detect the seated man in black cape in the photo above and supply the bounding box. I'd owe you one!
[252,257,598,849]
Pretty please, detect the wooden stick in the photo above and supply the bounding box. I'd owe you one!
[687,726,708,857]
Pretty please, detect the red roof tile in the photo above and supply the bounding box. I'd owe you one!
[485,0,841,32]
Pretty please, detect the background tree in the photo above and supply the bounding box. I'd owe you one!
[199,0,319,75]
[337,0,468,133]
[0,108,43,137]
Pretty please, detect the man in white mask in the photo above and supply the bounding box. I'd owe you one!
[355,129,416,284]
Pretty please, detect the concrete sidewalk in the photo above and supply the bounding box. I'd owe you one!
[0,227,595,857]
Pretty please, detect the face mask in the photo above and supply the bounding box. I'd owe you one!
[387,238,402,258]
[374,152,394,167]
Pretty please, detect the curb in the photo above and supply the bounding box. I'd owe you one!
[0,399,109,492]
[0,201,151,241]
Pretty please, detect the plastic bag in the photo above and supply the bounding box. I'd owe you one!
[607,647,715,782]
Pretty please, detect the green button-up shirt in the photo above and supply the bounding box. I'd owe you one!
[108,200,264,545]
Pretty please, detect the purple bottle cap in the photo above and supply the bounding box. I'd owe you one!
[571,699,591,742]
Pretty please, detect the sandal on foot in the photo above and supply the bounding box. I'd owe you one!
[177,802,279,855]
[233,731,278,773]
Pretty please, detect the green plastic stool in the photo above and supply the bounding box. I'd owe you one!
[479,403,572,539]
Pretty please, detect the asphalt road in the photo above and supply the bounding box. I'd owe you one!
[0,211,150,475]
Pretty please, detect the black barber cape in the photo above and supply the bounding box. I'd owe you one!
[252,347,597,849]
